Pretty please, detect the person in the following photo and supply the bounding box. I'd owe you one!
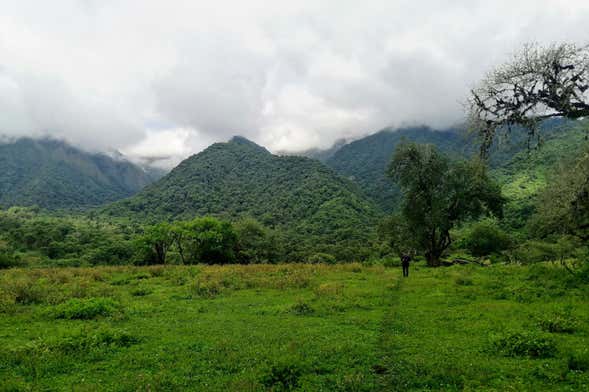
[401,253,411,277]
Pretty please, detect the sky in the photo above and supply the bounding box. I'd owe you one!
[0,1,588,167]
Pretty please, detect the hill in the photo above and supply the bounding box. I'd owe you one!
[493,119,589,229]
[322,120,574,213]
[0,137,163,210]
[105,136,381,260]
[325,126,469,212]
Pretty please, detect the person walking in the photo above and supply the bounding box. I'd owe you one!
[401,253,411,277]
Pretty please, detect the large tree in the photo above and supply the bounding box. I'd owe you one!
[387,143,504,266]
[469,43,589,155]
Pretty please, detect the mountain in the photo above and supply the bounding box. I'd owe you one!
[105,136,381,260]
[492,119,589,229]
[0,137,163,210]
[322,121,575,213]
[325,126,470,212]
[282,138,348,162]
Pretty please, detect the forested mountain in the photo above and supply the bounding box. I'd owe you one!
[324,126,469,212]
[493,119,589,230]
[0,137,163,210]
[105,136,380,260]
[282,138,348,162]
[321,121,573,212]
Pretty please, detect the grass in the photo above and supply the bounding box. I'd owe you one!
[0,263,587,391]
[378,263,589,391]
[0,264,392,391]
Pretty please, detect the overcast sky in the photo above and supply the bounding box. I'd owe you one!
[0,1,588,167]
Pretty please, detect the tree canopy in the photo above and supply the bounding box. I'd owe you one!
[469,43,589,154]
[386,142,504,266]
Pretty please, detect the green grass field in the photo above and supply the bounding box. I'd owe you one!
[1,263,588,391]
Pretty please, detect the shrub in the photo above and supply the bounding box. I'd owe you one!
[455,276,474,286]
[568,350,589,372]
[1,278,49,305]
[537,312,578,333]
[0,251,21,269]
[51,297,120,319]
[261,363,304,391]
[492,331,557,358]
[56,328,139,352]
[130,286,152,297]
[314,282,344,298]
[289,300,314,315]
[462,220,511,257]
[307,253,336,264]
[192,279,223,298]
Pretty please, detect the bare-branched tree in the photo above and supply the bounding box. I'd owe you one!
[469,43,589,156]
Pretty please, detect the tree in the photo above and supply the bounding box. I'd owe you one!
[234,217,280,264]
[469,43,589,155]
[530,148,589,240]
[134,222,174,265]
[173,217,237,264]
[387,142,504,266]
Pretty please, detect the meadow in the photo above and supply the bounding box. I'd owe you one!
[0,263,588,391]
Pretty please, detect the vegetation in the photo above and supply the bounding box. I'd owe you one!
[104,136,380,261]
[384,142,504,266]
[1,263,587,390]
[469,43,589,153]
[0,137,163,209]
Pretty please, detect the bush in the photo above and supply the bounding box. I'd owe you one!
[568,350,589,372]
[51,297,120,320]
[462,220,511,257]
[289,300,314,315]
[492,331,557,358]
[0,251,21,269]
[537,312,578,333]
[56,328,139,352]
[307,253,336,264]
[261,363,304,391]
[1,278,50,305]
[192,279,223,298]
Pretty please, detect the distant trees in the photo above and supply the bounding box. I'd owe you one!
[134,222,174,265]
[530,148,589,240]
[133,217,281,265]
[386,142,504,266]
[469,43,589,154]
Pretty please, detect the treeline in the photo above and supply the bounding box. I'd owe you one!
[0,207,327,268]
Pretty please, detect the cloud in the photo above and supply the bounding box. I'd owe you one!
[0,0,588,166]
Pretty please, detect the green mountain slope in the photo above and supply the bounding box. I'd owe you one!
[105,136,380,260]
[493,119,589,229]
[325,126,470,212]
[0,138,162,209]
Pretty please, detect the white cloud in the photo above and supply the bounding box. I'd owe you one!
[0,0,588,166]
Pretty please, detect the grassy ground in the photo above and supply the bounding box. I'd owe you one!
[0,263,587,391]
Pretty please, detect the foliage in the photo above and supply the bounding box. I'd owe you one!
[234,217,281,264]
[492,331,557,358]
[469,43,589,154]
[306,253,336,264]
[462,219,512,257]
[261,362,304,391]
[104,137,379,261]
[386,142,504,266]
[0,137,163,210]
[531,145,589,240]
[325,126,469,212]
[51,297,120,320]
[133,222,174,265]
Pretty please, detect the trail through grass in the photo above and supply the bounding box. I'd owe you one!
[1,263,587,391]
[376,263,589,391]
